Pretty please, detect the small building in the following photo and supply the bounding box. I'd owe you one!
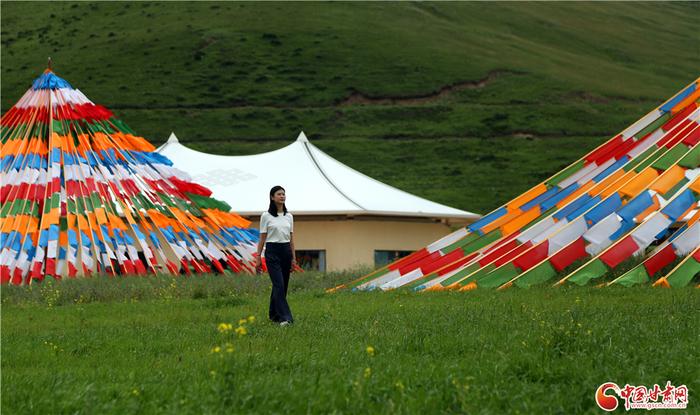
[158,132,480,271]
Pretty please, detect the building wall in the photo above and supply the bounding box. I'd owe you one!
[249,216,457,271]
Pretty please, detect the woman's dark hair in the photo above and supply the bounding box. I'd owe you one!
[268,185,288,217]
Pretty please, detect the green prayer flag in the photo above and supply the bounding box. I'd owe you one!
[634,112,671,139]
[651,144,690,171]
[548,160,585,187]
[478,263,519,288]
[613,265,650,287]
[514,261,557,288]
[678,145,700,168]
[666,257,700,287]
[439,262,480,287]
[566,259,609,286]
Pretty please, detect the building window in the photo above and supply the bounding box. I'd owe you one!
[374,250,412,267]
[296,250,326,272]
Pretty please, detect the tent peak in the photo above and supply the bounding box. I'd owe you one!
[296,131,309,143]
[167,132,179,143]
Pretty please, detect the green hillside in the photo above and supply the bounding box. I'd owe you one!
[2,2,698,213]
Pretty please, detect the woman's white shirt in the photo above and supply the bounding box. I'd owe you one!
[260,212,293,243]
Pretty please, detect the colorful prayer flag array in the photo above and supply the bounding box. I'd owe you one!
[1,69,259,285]
[339,77,700,291]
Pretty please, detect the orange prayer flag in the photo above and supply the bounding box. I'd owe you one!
[1,218,16,233]
[95,208,108,225]
[650,165,686,195]
[15,215,30,233]
[1,138,18,157]
[120,203,135,224]
[77,215,91,233]
[76,134,90,156]
[688,177,700,194]
[686,209,700,226]
[670,89,700,114]
[600,170,636,198]
[481,209,522,234]
[125,134,156,152]
[188,214,206,228]
[45,209,60,226]
[36,137,48,156]
[619,168,659,198]
[65,213,76,230]
[107,212,128,230]
[506,184,548,212]
[501,206,541,236]
[169,208,191,227]
[50,132,63,150]
[230,212,251,228]
[26,216,39,234]
[86,212,100,237]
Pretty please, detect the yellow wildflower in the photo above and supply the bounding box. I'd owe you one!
[239,319,248,325]
[366,346,375,357]
[132,389,140,396]
[225,343,235,353]
[235,326,247,336]
[217,323,232,333]
[211,346,221,353]
[364,367,371,379]
[247,315,256,324]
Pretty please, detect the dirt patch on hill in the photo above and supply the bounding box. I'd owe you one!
[336,70,515,106]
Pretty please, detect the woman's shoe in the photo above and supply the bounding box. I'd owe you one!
[279,321,291,326]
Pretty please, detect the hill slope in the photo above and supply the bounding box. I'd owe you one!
[2,2,698,212]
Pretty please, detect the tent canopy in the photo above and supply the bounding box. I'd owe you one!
[158,132,480,221]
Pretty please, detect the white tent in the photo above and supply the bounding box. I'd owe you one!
[157,132,480,221]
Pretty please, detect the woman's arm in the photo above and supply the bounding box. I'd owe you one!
[290,232,296,266]
[255,233,267,271]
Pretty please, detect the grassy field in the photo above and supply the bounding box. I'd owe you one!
[2,5,699,413]
[2,274,699,414]
[2,2,699,212]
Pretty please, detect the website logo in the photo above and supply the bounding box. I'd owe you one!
[596,382,620,411]
[596,381,688,411]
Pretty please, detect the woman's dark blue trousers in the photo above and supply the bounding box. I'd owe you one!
[265,242,293,323]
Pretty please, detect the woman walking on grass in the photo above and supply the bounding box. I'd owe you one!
[255,186,295,326]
